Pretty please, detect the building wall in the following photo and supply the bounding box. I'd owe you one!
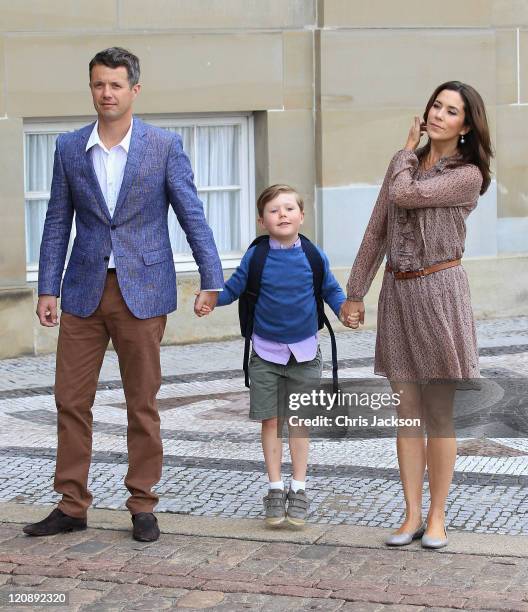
[317,0,528,329]
[0,1,526,358]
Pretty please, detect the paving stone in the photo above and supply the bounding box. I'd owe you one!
[96,582,152,603]
[318,580,383,592]
[253,542,299,560]
[261,584,332,599]
[400,594,468,608]
[6,574,47,586]
[65,539,113,555]
[124,560,191,577]
[296,599,345,610]
[463,600,528,611]
[80,604,125,612]
[139,574,204,589]
[191,567,258,582]
[331,589,403,605]
[296,545,338,560]
[76,580,116,592]
[340,603,384,611]
[263,575,318,588]
[377,607,427,612]
[61,560,125,572]
[151,587,189,599]
[124,594,176,610]
[78,570,142,584]
[12,565,80,579]
[37,576,80,588]
[176,590,225,608]
[68,587,105,607]
[232,559,281,575]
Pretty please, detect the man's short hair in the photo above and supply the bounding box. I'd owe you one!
[257,184,304,217]
[89,47,140,87]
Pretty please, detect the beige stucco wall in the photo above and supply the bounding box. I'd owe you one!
[0,119,26,286]
[0,288,35,359]
[5,33,285,117]
[317,25,526,223]
[0,1,526,358]
[322,0,528,28]
[319,30,498,185]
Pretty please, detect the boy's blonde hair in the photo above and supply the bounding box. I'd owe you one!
[256,184,304,218]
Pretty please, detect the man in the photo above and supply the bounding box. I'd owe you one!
[23,47,223,542]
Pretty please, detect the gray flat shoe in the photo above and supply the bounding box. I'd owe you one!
[286,488,310,527]
[385,522,426,546]
[263,488,287,526]
[421,527,448,549]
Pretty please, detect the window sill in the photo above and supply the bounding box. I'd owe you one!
[26,255,243,283]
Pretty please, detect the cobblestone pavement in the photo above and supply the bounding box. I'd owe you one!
[0,317,527,536]
[0,520,528,611]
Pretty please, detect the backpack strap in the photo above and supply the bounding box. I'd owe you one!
[242,236,270,388]
[299,234,339,393]
[322,314,339,394]
[299,235,324,325]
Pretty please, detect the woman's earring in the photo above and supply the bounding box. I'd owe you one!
[460,134,465,144]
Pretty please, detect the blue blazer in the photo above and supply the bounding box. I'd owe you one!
[38,117,224,319]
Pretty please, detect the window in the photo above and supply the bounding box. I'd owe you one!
[24,122,85,281]
[24,114,255,281]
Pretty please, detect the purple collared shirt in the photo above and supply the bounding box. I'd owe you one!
[252,237,318,365]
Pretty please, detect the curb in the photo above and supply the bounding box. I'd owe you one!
[2,502,527,558]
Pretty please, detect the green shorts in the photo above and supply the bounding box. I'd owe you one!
[248,347,323,421]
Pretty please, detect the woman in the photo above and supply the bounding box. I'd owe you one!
[341,81,492,548]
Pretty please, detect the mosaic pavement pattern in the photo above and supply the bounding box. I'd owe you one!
[0,317,527,534]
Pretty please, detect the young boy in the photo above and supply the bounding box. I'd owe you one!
[199,185,357,526]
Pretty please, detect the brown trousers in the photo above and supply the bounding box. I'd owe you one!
[54,272,167,518]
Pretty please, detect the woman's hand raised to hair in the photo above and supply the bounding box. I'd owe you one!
[404,116,426,152]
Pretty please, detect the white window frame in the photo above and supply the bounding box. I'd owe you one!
[24,120,87,283]
[24,113,255,282]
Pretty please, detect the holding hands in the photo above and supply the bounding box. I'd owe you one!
[194,290,218,317]
[195,291,365,331]
[340,300,364,330]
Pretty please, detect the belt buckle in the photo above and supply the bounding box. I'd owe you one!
[417,267,425,278]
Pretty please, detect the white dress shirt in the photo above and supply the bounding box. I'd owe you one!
[85,119,133,269]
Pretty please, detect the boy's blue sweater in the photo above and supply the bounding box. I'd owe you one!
[217,242,346,343]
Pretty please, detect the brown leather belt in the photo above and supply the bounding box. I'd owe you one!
[386,258,461,280]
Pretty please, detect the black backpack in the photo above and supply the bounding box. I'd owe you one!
[239,234,338,392]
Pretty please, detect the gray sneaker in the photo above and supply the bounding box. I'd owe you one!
[263,488,287,526]
[286,488,309,526]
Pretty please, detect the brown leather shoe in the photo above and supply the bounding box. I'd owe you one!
[132,512,160,542]
[23,508,87,537]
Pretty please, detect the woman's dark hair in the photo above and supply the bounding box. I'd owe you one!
[89,47,140,87]
[419,81,493,195]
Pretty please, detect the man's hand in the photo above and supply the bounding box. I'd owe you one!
[36,295,59,327]
[339,300,365,329]
[194,290,219,317]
